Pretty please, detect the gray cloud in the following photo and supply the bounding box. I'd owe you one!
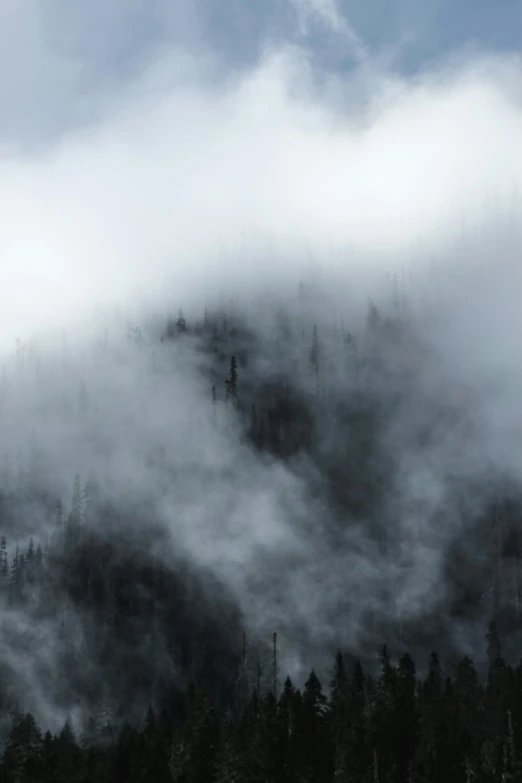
[0,36,520,355]
[0,0,521,729]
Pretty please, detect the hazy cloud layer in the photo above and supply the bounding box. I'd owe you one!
[0,0,521,727]
[0,26,521,354]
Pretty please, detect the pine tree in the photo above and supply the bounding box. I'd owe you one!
[170,684,218,783]
[369,645,399,782]
[80,716,98,749]
[235,631,251,715]
[330,650,350,782]
[414,652,444,782]
[9,542,23,604]
[2,712,43,782]
[69,473,84,531]
[365,301,382,348]
[346,660,369,782]
[256,690,284,782]
[0,535,8,584]
[394,652,419,782]
[454,655,482,765]
[24,537,36,587]
[273,676,299,779]
[54,717,82,781]
[176,309,187,334]
[295,670,331,783]
[225,356,238,403]
[330,650,348,703]
[268,632,276,701]
[114,723,142,783]
[98,681,117,746]
[39,730,56,782]
[501,709,522,781]
[83,472,100,525]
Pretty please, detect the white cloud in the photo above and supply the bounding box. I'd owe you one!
[0,27,520,355]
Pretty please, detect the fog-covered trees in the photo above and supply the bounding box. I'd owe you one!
[0,636,521,782]
[0,289,521,779]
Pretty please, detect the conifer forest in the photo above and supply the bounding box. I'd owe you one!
[1,271,522,781]
[1,1,522,780]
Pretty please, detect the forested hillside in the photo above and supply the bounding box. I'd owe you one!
[0,277,521,781]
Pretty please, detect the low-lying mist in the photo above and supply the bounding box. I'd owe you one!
[1,224,522,736]
[0,8,521,740]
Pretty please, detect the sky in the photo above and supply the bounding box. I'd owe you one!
[0,0,520,349]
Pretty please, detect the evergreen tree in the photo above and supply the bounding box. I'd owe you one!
[176,309,187,334]
[114,723,143,783]
[0,535,8,584]
[98,682,117,747]
[225,356,238,403]
[346,660,369,783]
[83,473,100,525]
[54,717,82,781]
[394,652,418,783]
[454,655,483,768]
[276,676,299,781]
[69,473,84,531]
[2,712,43,782]
[294,671,331,783]
[365,301,382,348]
[170,684,218,783]
[272,632,279,700]
[329,650,350,782]
[55,498,64,531]
[9,543,23,604]
[414,652,445,783]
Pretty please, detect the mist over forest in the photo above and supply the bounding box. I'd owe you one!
[0,1,522,780]
[1,226,522,740]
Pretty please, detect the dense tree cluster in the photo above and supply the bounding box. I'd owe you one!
[0,487,241,743]
[170,297,522,649]
[2,628,522,782]
[1,289,522,778]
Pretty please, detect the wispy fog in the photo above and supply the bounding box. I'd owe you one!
[0,0,521,737]
[0,30,521,351]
